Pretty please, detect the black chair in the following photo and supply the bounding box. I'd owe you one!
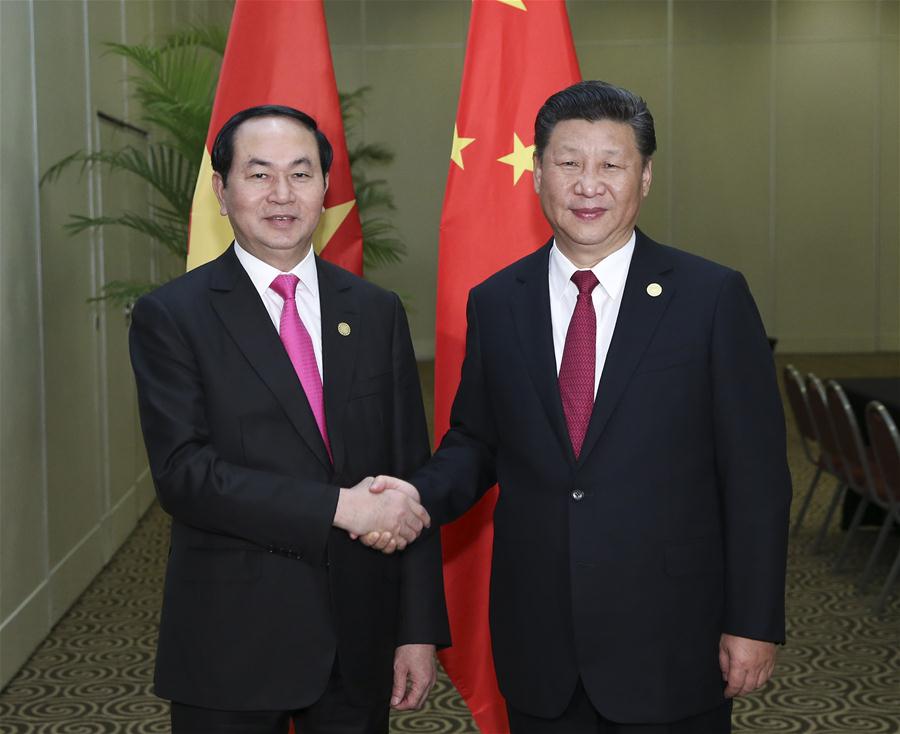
[825,380,882,573]
[804,374,849,551]
[784,365,826,534]
[864,402,900,613]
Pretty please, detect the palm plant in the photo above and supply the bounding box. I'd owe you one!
[340,87,405,269]
[42,25,405,305]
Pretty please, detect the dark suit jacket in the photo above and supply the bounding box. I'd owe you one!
[412,231,791,723]
[129,245,449,712]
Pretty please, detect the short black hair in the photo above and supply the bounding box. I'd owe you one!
[534,80,656,162]
[211,104,334,186]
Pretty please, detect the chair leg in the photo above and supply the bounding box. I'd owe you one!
[814,481,846,552]
[874,540,900,614]
[834,496,870,572]
[858,513,895,591]
[792,465,823,536]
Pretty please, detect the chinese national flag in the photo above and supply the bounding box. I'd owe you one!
[187,0,362,275]
[435,2,580,732]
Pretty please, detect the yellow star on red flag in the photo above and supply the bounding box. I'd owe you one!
[313,200,356,254]
[497,132,534,184]
[497,0,527,10]
[450,124,476,170]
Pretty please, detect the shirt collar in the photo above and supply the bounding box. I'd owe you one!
[233,240,319,301]
[548,230,636,302]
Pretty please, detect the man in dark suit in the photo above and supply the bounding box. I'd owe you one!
[370,81,791,732]
[129,105,449,734]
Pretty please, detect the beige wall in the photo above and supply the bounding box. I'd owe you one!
[327,0,899,357]
[0,0,233,689]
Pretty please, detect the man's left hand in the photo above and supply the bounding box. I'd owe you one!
[719,634,776,698]
[391,644,436,710]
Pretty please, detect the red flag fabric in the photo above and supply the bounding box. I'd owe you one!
[435,2,580,732]
[188,0,362,275]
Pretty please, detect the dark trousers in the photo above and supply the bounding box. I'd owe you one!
[170,664,389,734]
[507,681,732,734]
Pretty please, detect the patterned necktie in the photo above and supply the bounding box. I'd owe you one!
[559,270,600,459]
[270,274,331,461]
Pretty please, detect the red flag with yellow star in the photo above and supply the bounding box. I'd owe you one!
[435,1,580,731]
[187,0,362,274]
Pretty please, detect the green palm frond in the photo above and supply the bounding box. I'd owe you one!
[159,24,228,55]
[64,213,187,258]
[361,218,406,270]
[348,141,394,168]
[88,279,160,307]
[341,86,407,273]
[354,177,396,212]
[339,86,371,127]
[106,42,218,163]
[41,145,195,219]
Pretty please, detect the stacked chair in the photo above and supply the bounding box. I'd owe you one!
[801,373,852,552]
[783,364,900,611]
[864,403,900,613]
[823,380,882,572]
[783,365,837,534]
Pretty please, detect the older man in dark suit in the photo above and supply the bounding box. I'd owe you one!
[371,81,791,733]
[130,105,449,734]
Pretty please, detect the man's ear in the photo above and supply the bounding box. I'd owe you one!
[641,159,653,198]
[533,154,542,194]
[323,171,329,194]
[212,172,228,216]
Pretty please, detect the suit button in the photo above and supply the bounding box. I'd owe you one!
[572,489,584,501]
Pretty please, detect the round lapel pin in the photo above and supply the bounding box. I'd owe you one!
[337,322,351,336]
[646,283,663,297]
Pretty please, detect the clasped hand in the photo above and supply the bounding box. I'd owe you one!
[335,476,428,554]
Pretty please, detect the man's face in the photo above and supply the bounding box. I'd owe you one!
[212,116,328,267]
[533,118,651,264]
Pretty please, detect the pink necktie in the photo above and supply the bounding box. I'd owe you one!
[270,274,331,461]
[559,270,599,459]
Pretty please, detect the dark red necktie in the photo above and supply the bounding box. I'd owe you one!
[559,270,599,459]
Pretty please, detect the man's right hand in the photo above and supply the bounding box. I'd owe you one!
[333,476,430,554]
[355,476,424,552]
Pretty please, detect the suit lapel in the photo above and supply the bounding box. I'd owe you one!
[510,241,577,463]
[577,231,676,464]
[208,246,333,472]
[316,258,359,476]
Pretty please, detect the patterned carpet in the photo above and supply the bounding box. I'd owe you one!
[2,354,899,733]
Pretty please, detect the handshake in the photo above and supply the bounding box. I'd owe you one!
[333,475,428,554]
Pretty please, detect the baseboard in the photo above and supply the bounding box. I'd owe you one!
[47,522,106,624]
[103,479,143,562]
[0,583,50,689]
[135,466,155,511]
[773,334,881,353]
[1,468,159,691]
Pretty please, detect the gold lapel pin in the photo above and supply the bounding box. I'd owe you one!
[337,322,351,336]
[646,283,663,297]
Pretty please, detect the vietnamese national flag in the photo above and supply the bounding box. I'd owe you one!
[187,0,362,275]
[435,2,580,732]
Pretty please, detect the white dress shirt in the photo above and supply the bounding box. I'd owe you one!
[233,241,324,379]
[548,231,636,396]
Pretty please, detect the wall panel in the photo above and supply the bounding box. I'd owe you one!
[0,0,49,684]
[775,40,878,351]
[0,0,235,691]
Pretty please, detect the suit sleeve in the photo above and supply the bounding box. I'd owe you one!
[129,292,339,566]
[411,291,499,526]
[711,270,792,643]
[385,294,451,647]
